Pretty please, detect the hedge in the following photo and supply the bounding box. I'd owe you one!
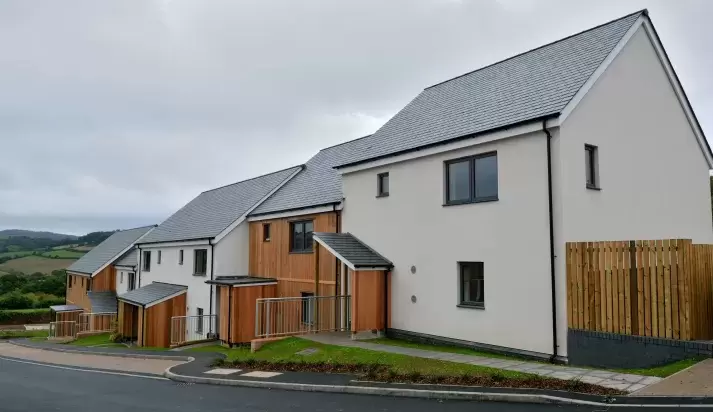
[0,308,53,325]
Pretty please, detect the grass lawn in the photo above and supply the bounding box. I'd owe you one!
[0,330,49,339]
[189,337,526,378]
[0,250,34,258]
[41,250,85,259]
[613,358,702,378]
[69,333,112,346]
[0,256,76,274]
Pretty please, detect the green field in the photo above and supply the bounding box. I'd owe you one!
[0,251,34,258]
[41,250,85,259]
[0,256,76,274]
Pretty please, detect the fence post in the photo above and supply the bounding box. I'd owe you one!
[629,240,639,335]
[255,300,260,341]
[266,300,271,338]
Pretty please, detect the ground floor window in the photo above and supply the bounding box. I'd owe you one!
[301,292,314,325]
[127,272,136,291]
[197,307,204,333]
[459,262,484,308]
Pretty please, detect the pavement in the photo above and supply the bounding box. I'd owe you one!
[635,359,713,396]
[1,355,590,412]
[303,333,662,392]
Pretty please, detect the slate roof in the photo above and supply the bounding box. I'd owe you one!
[67,225,156,275]
[313,232,392,269]
[117,282,187,307]
[336,11,644,168]
[250,138,374,216]
[139,166,302,244]
[87,291,117,314]
[115,248,138,268]
[50,304,83,313]
[206,276,277,286]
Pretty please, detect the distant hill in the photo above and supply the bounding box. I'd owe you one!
[0,229,77,241]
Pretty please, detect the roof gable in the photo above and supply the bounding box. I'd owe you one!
[139,166,302,244]
[336,11,644,168]
[67,225,155,275]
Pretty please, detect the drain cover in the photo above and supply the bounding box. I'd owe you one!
[296,348,320,356]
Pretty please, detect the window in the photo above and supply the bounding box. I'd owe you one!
[301,292,314,325]
[85,278,90,292]
[377,172,389,197]
[157,250,162,265]
[179,250,184,265]
[197,308,204,333]
[263,223,271,242]
[81,278,84,288]
[120,272,123,284]
[127,272,136,291]
[585,145,599,189]
[142,251,151,272]
[445,152,498,205]
[290,220,314,253]
[459,262,484,308]
[194,249,208,276]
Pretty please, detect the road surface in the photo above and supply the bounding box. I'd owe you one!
[0,355,662,411]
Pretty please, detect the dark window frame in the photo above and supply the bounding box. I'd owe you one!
[585,144,600,190]
[197,307,204,333]
[193,249,208,276]
[290,220,314,254]
[444,152,498,206]
[179,249,184,265]
[127,272,136,291]
[376,172,390,197]
[458,261,485,309]
[263,223,271,242]
[142,251,151,272]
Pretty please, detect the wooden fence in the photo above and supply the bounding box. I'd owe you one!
[566,239,713,341]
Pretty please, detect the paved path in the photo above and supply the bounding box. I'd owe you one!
[635,358,713,396]
[0,342,182,375]
[0,357,596,412]
[302,334,662,392]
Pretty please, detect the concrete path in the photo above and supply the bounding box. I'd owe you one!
[302,334,662,393]
[634,358,713,396]
[0,342,183,375]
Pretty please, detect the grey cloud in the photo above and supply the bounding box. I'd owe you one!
[1,0,711,234]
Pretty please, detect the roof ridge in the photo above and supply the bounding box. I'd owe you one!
[201,164,304,194]
[425,9,646,90]
[119,224,158,232]
[319,134,373,152]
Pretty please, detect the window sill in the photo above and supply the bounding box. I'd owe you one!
[376,193,389,198]
[457,303,485,310]
[193,273,207,277]
[263,239,271,242]
[289,251,314,255]
[444,197,498,207]
[586,185,601,191]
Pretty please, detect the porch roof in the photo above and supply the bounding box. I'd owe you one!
[87,291,117,314]
[50,304,83,313]
[117,282,187,307]
[313,232,392,271]
[206,276,277,286]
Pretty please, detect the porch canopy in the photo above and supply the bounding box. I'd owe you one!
[49,304,83,313]
[312,232,392,271]
[117,282,187,308]
[313,232,392,335]
[87,291,117,314]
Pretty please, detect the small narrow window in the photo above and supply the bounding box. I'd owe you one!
[459,262,484,308]
[120,272,123,284]
[85,278,90,292]
[377,172,389,197]
[142,251,151,272]
[301,292,314,325]
[263,223,271,242]
[128,273,136,291]
[194,249,208,276]
[81,278,84,288]
[197,307,204,333]
[157,250,162,265]
[179,250,184,265]
[585,145,599,189]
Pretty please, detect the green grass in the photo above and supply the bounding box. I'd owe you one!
[0,251,34,258]
[612,358,702,378]
[187,337,527,378]
[368,338,525,361]
[0,255,76,274]
[41,250,85,259]
[68,333,112,346]
[1,308,51,314]
[0,329,49,339]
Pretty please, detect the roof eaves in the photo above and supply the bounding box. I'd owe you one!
[248,201,342,218]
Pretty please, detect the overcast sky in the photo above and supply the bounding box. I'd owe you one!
[1,0,711,235]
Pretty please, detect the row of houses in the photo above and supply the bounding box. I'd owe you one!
[54,10,713,362]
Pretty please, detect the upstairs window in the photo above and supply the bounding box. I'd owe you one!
[377,172,390,197]
[263,223,271,242]
[290,220,314,253]
[179,249,184,265]
[142,251,151,272]
[585,145,599,189]
[445,152,498,205]
[194,249,208,276]
[157,250,162,265]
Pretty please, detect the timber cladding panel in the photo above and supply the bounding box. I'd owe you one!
[142,293,187,348]
[91,266,116,292]
[566,240,713,341]
[249,212,338,297]
[350,270,389,332]
[66,274,91,311]
[118,301,139,339]
[220,284,277,344]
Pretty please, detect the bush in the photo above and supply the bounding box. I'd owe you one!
[0,290,35,310]
[0,308,52,324]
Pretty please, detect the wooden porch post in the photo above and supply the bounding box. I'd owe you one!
[314,244,320,329]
